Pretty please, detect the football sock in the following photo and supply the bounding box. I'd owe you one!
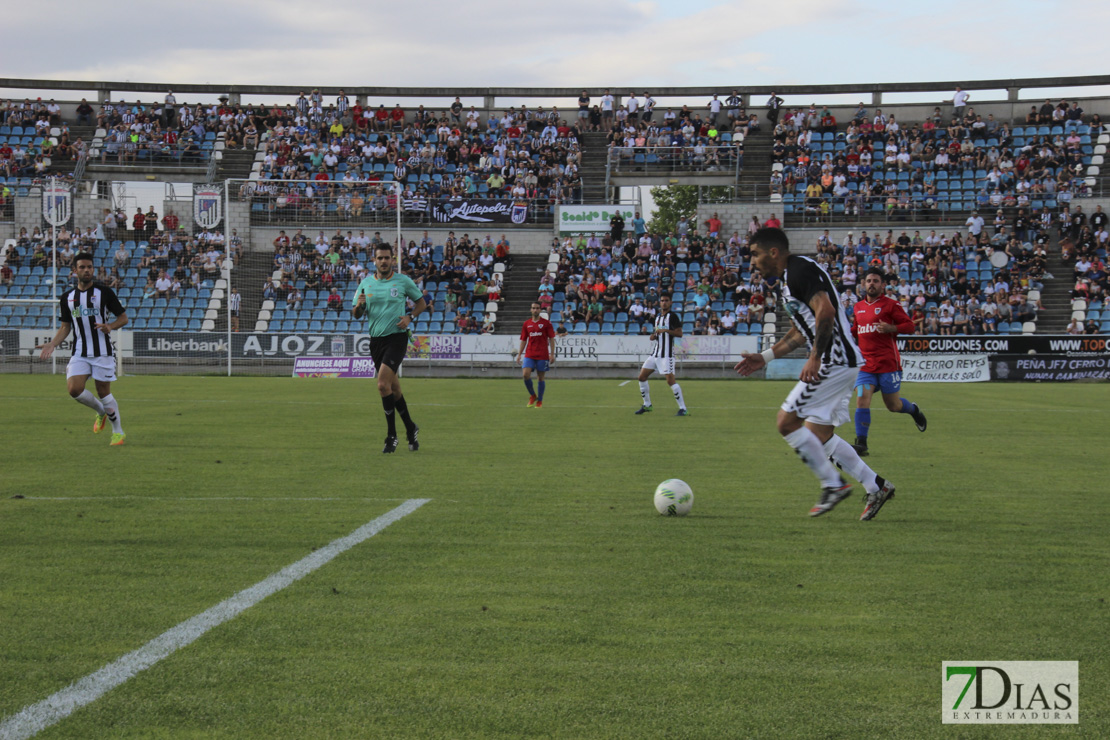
[671,383,686,410]
[823,435,880,494]
[524,378,536,397]
[394,394,416,434]
[783,428,842,489]
[854,408,871,439]
[898,398,917,414]
[381,394,398,437]
[537,380,546,401]
[74,389,105,414]
[99,394,123,434]
[638,380,652,407]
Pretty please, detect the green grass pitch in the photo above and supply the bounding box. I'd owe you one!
[1,375,1106,738]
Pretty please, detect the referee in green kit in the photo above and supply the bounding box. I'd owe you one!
[353,242,428,453]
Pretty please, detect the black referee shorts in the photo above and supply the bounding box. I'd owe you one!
[370,332,410,374]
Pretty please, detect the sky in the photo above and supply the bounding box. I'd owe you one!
[5,0,1106,95]
[6,0,1108,217]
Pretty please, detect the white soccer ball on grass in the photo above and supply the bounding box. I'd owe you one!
[654,479,693,516]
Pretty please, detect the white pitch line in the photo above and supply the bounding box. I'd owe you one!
[15,496,414,502]
[618,380,631,386]
[11,496,459,503]
[0,498,431,740]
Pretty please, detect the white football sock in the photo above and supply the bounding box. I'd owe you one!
[671,383,686,410]
[74,389,105,414]
[639,380,652,407]
[784,427,842,489]
[100,394,123,434]
[823,435,879,493]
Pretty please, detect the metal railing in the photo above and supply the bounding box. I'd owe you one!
[234,184,577,228]
[607,145,743,177]
[71,149,88,187]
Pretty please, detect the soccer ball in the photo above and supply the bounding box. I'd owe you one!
[654,479,693,516]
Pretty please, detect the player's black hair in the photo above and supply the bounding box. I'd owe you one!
[863,266,886,281]
[751,226,790,252]
[73,252,94,266]
[374,242,393,253]
[658,292,673,300]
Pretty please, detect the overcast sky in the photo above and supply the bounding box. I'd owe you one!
[4,0,1108,102]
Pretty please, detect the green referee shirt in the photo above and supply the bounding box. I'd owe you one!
[352,272,423,337]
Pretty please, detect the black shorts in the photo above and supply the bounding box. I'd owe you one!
[370,332,409,374]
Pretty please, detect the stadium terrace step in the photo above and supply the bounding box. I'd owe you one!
[1037,238,1077,332]
[236,251,272,333]
[495,254,550,332]
[217,147,258,182]
[580,132,611,203]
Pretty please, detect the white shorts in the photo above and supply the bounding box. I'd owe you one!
[781,365,856,427]
[642,356,676,377]
[67,355,117,382]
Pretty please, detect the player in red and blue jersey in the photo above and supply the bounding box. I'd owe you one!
[516,302,556,408]
[850,267,927,456]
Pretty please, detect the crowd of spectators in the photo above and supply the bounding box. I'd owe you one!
[1061,203,1110,333]
[815,211,1055,335]
[1,98,84,179]
[92,91,232,164]
[770,98,1104,219]
[243,92,584,221]
[264,229,510,334]
[539,214,784,336]
[1,211,234,301]
[602,90,752,171]
[535,201,1070,337]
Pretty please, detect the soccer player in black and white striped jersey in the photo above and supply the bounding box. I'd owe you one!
[39,253,130,446]
[634,294,689,416]
[735,228,895,521]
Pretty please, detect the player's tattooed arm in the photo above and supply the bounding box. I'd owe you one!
[775,326,806,356]
[808,291,835,359]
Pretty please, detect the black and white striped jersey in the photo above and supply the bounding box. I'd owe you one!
[59,284,126,358]
[780,255,862,368]
[651,311,682,359]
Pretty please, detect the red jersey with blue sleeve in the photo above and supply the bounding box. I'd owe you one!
[851,296,915,373]
[520,318,555,360]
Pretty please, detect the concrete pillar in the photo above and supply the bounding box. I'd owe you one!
[98,89,111,104]
[1008,87,1021,102]
[228,93,241,106]
[872,92,882,106]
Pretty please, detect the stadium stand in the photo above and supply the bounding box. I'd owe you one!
[239,99,584,222]
[3,80,1109,345]
[770,100,1104,222]
[538,228,774,337]
[0,222,227,331]
[604,93,750,178]
[256,230,507,335]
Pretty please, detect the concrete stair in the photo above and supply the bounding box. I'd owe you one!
[217,147,257,183]
[1035,238,1075,331]
[579,132,611,203]
[736,129,774,199]
[495,254,550,332]
[234,251,272,332]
